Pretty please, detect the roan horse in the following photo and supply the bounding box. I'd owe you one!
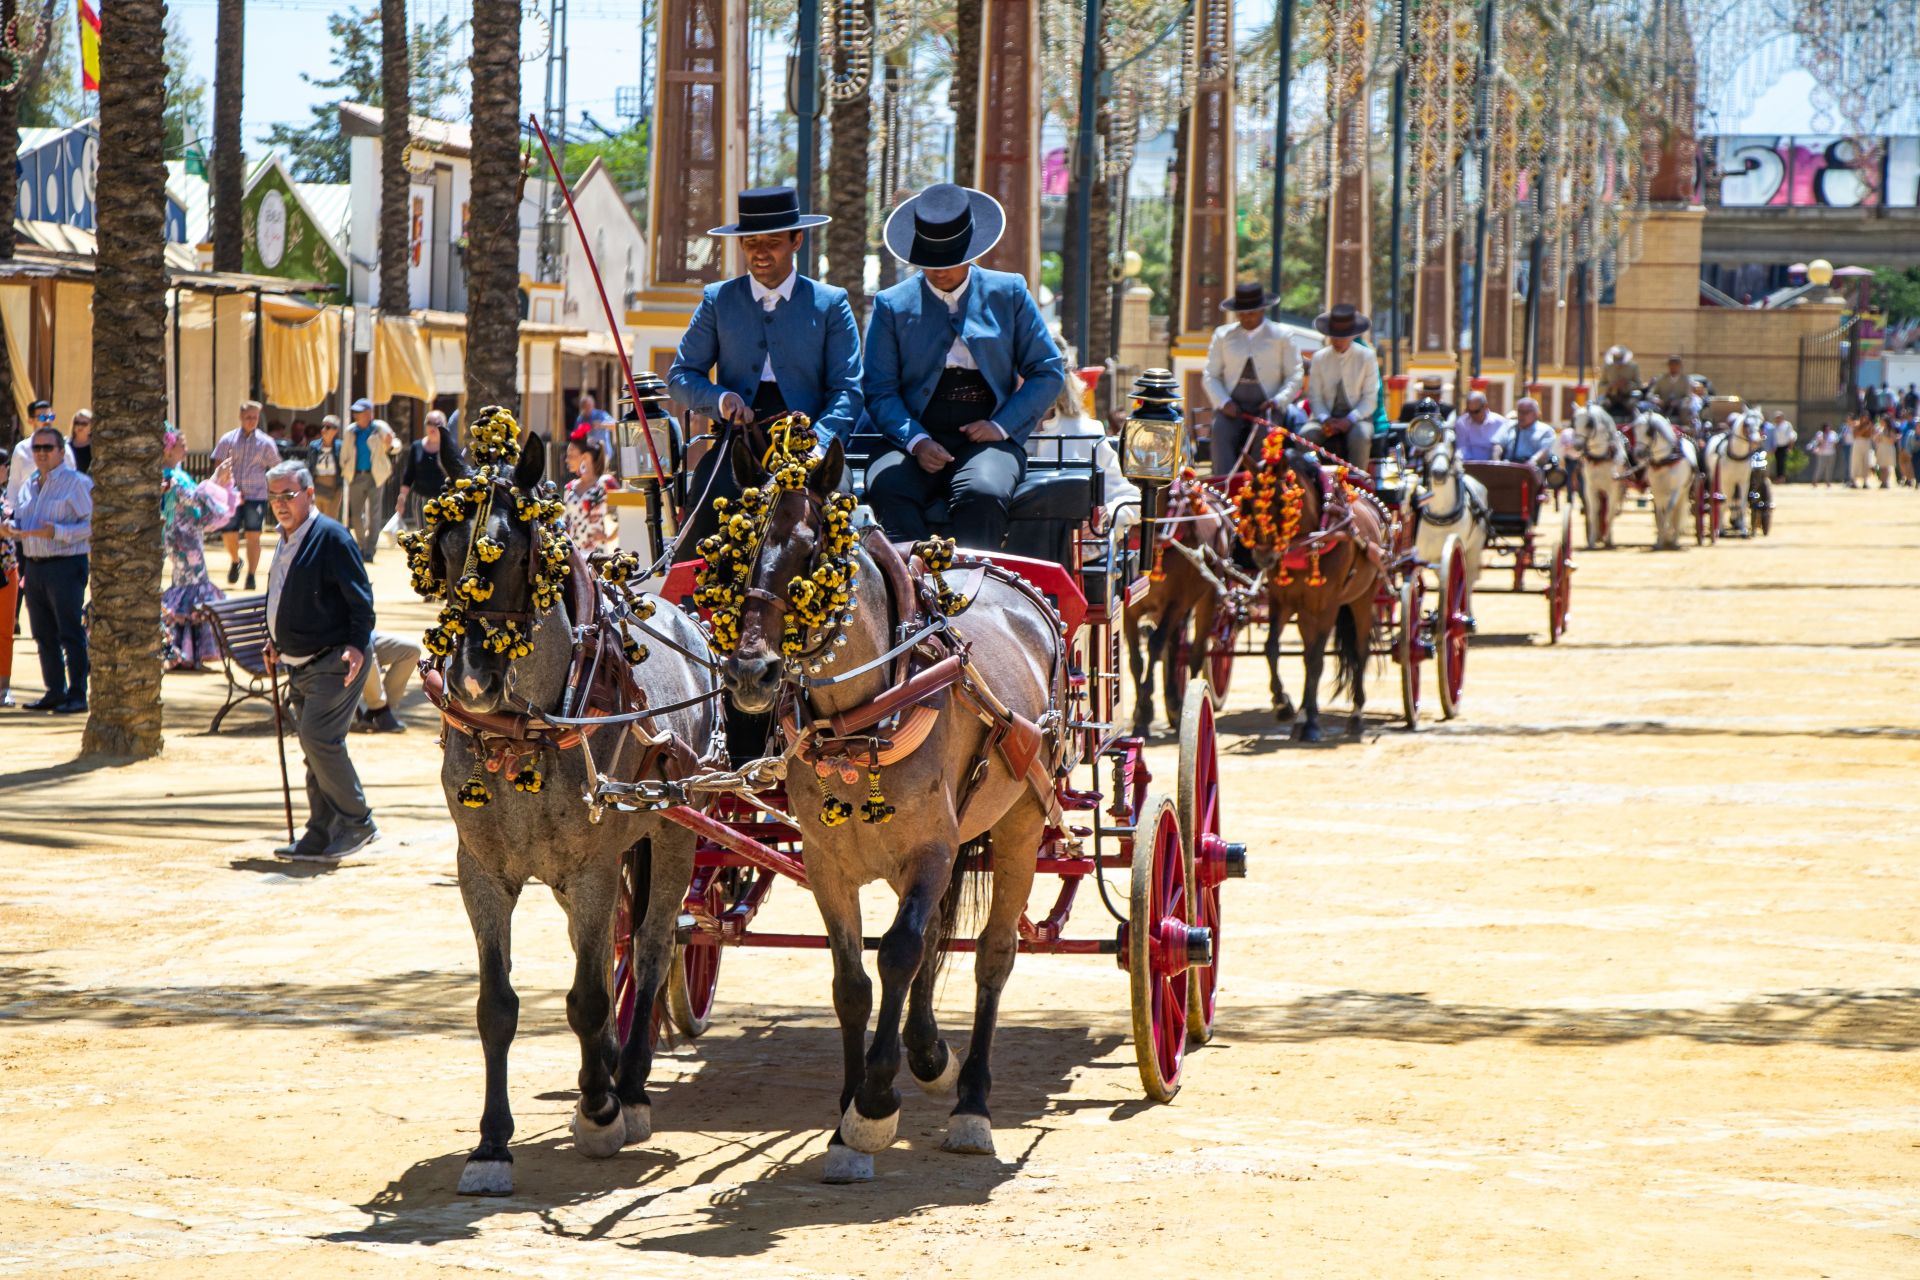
[403,407,720,1197]
[1124,471,1233,735]
[1570,404,1629,550]
[706,417,1066,1182]
[1235,438,1388,741]
[1635,410,1698,551]
[1707,407,1767,537]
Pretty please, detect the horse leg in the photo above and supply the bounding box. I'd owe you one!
[902,867,958,1097]
[813,874,876,1183]
[1343,595,1372,739]
[456,847,521,1196]
[843,847,955,1157]
[613,824,696,1145]
[1124,607,1154,736]
[946,801,1043,1156]
[1188,592,1217,701]
[556,858,627,1159]
[1295,611,1329,742]
[1156,609,1187,731]
[1266,600,1295,721]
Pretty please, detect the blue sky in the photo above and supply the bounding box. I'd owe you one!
[163,0,1823,149]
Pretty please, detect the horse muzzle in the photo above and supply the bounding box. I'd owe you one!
[722,650,784,715]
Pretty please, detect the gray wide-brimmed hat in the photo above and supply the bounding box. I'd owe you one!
[884,183,1006,269]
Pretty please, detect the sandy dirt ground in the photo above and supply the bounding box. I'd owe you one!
[1,484,1917,1278]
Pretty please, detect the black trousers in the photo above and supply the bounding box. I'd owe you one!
[866,434,1027,550]
[21,553,87,700]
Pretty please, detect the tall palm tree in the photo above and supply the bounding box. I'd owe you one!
[824,0,874,317]
[211,0,243,271]
[464,0,520,410]
[950,0,980,185]
[83,0,170,758]
[0,0,19,438]
[380,0,412,314]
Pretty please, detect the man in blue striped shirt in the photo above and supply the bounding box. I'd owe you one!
[2,425,92,712]
[211,400,281,591]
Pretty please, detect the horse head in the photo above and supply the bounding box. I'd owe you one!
[1422,427,1458,490]
[703,415,850,716]
[1235,444,1323,573]
[402,407,574,717]
[1638,411,1679,464]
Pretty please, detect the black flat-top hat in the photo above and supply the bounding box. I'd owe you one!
[708,186,832,237]
[1222,281,1281,313]
[1313,303,1371,337]
[884,183,1006,268]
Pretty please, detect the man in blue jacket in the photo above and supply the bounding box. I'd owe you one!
[668,186,863,548]
[262,459,379,863]
[863,183,1066,549]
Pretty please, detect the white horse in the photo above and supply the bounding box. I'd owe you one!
[1636,411,1697,551]
[1570,404,1628,549]
[1707,407,1767,537]
[1415,428,1489,599]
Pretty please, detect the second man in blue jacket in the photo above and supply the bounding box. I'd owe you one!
[863,183,1067,550]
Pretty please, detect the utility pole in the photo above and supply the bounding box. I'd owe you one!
[1467,0,1496,378]
[538,0,570,282]
[1386,0,1407,373]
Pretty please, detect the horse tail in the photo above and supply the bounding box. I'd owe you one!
[930,837,989,988]
[1331,600,1364,701]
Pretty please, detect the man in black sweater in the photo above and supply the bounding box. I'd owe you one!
[263,459,379,862]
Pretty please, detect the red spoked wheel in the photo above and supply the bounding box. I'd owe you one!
[1126,793,1203,1102]
[1177,683,1228,1044]
[1206,607,1235,708]
[612,850,666,1050]
[1548,508,1573,643]
[1397,571,1424,730]
[1435,535,1469,720]
[667,868,741,1037]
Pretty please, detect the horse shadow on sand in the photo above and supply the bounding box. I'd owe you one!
[325,1012,1124,1257]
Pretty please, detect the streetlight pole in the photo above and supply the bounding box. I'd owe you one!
[1267,0,1296,313]
[1468,0,1496,379]
[1386,0,1407,374]
[1072,0,1104,355]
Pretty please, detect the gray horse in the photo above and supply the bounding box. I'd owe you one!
[714,422,1064,1183]
[414,430,718,1197]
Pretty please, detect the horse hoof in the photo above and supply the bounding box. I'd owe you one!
[1295,722,1323,743]
[910,1041,961,1097]
[839,1101,899,1154]
[457,1158,514,1197]
[570,1102,626,1158]
[1347,715,1363,738]
[621,1101,653,1145]
[822,1145,875,1184]
[1273,700,1295,723]
[942,1113,996,1156]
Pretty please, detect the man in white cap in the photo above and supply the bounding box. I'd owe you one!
[863,182,1066,549]
[1301,303,1379,471]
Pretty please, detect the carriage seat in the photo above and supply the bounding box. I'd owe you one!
[1460,461,1542,536]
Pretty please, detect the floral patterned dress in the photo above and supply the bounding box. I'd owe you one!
[161,466,240,668]
[565,474,619,557]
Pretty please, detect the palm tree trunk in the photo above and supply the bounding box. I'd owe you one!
[212,0,244,272]
[464,0,521,412]
[0,0,18,442]
[824,0,873,318]
[380,0,412,314]
[950,0,981,186]
[83,0,170,759]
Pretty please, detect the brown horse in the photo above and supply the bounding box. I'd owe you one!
[711,419,1066,1182]
[1236,445,1387,741]
[1124,472,1234,734]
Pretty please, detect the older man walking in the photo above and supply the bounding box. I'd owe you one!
[2,424,93,712]
[211,399,281,591]
[262,459,379,862]
[341,398,399,561]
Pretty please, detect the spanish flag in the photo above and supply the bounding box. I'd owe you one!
[78,0,100,91]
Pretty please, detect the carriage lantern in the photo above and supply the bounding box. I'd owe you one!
[1120,368,1186,485]
[612,370,680,566]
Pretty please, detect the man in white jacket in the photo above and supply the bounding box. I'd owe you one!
[340,398,399,561]
[1201,282,1301,476]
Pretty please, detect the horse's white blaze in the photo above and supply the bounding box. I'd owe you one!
[570,1102,627,1158]
[839,1101,900,1154]
[942,1112,996,1156]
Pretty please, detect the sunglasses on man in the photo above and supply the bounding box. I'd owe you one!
[34,413,55,423]
[30,443,60,453]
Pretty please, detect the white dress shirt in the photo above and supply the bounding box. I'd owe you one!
[1305,340,1380,423]
[748,268,798,382]
[267,507,321,666]
[1201,319,1302,409]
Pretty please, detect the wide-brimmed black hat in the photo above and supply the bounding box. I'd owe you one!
[1313,303,1371,338]
[707,186,832,237]
[883,183,1005,268]
[1221,281,1281,313]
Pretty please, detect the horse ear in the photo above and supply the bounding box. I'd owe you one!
[731,421,770,492]
[809,437,843,500]
[515,432,547,490]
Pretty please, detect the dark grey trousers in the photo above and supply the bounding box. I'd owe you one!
[287,647,373,840]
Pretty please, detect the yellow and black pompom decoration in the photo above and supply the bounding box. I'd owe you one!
[457,761,492,807]
[911,535,972,616]
[468,404,522,467]
[816,768,854,827]
[510,766,543,794]
[859,765,895,825]
[620,634,650,664]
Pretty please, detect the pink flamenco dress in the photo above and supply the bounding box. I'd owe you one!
[160,466,241,669]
